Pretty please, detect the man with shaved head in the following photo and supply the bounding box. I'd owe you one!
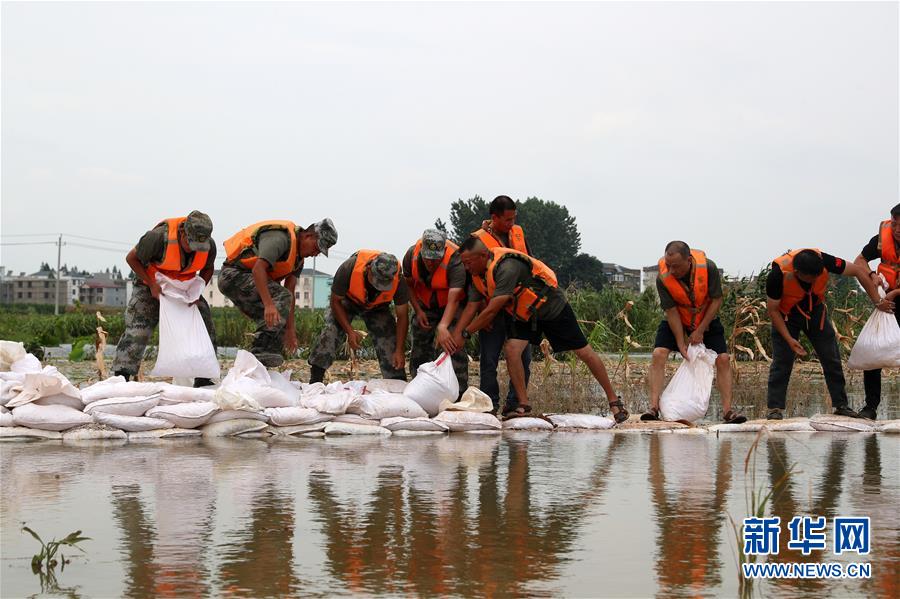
[642,241,745,424]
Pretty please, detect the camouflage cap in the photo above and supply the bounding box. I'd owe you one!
[420,228,447,260]
[313,218,337,257]
[184,210,213,252]
[367,253,399,291]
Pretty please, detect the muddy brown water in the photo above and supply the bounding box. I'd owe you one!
[2,429,898,598]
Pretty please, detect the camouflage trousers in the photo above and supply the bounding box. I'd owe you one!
[308,298,406,380]
[113,281,216,376]
[217,264,293,368]
[410,308,468,397]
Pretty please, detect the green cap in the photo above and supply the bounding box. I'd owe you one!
[420,228,447,260]
[184,210,213,252]
[313,218,337,257]
[367,253,399,291]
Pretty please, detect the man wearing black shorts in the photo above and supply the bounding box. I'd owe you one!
[642,241,745,423]
[452,237,628,422]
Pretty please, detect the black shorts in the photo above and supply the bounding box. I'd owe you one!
[653,317,728,355]
[508,303,588,352]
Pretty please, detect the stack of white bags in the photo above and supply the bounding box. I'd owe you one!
[1,341,619,440]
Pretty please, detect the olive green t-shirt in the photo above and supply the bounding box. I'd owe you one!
[402,246,466,310]
[135,224,216,270]
[254,229,304,276]
[656,258,723,311]
[467,256,567,320]
[332,254,410,306]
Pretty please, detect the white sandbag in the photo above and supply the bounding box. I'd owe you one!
[264,406,332,426]
[34,393,85,410]
[547,414,616,430]
[92,411,175,432]
[404,353,459,417]
[146,401,219,428]
[10,353,42,373]
[659,344,717,423]
[63,424,128,441]
[343,380,368,395]
[392,429,446,437]
[438,386,493,413]
[268,422,330,436]
[0,410,13,427]
[0,341,27,371]
[433,410,502,432]
[84,395,161,417]
[323,422,392,436]
[201,419,268,437]
[6,368,81,408]
[12,403,92,431]
[150,274,220,379]
[809,415,876,432]
[127,428,201,440]
[847,291,900,370]
[215,351,294,409]
[503,417,554,431]
[380,416,449,432]
[0,378,23,405]
[364,379,408,394]
[223,378,295,408]
[0,426,62,440]
[81,379,164,405]
[207,410,269,424]
[301,382,326,396]
[332,414,382,426]
[350,392,428,420]
[158,383,216,404]
[267,370,301,403]
[301,389,360,415]
[880,420,900,434]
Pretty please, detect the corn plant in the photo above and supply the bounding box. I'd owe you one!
[22,525,90,587]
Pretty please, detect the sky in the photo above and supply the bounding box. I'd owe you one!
[2,1,897,278]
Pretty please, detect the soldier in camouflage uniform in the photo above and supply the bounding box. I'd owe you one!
[219,219,338,368]
[114,211,217,385]
[309,251,409,382]
[404,229,468,396]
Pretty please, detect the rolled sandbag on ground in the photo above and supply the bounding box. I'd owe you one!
[84,394,161,417]
[146,402,219,428]
[404,354,459,417]
[93,412,175,432]
[364,379,408,394]
[0,426,62,440]
[323,422,392,436]
[1,406,13,427]
[127,428,202,441]
[809,415,877,432]
[301,390,361,415]
[12,403,92,431]
[201,419,269,437]
[62,423,128,441]
[547,414,615,430]
[380,416,449,432]
[264,407,332,426]
[6,368,82,408]
[350,393,428,420]
[33,393,85,410]
[268,422,330,436]
[433,411,502,432]
[503,417,554,431]
[158,384,216,404]
[879,420,900,434]
[207,410,269,424]
[332,414,383,426]
[81,379,164,405]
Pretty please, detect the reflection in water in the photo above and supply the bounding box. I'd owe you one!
[307,434,630,596]
[857,435,900,598]
[648,435,732,597]
[110,484,157,598]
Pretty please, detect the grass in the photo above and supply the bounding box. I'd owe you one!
[21,524,90,594]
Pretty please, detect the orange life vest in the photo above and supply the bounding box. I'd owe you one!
[774,248,829,317]
[410,239,459,309]
[877,219,900,290]
[145,217,209,281]
[346,250,400,309]
[223,220,300,281]
[471,248,558,321]
[472,224,528,253]
[658,249,710,330]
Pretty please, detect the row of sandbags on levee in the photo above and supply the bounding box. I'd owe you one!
[0,343,618,442]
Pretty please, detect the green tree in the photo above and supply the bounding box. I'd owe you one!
[446,196,489,244]
[563,253,605,289]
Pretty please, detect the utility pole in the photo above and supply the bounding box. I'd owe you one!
[55,234,62,315]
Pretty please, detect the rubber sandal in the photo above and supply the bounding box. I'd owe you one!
[609,397,629,424]
[503,405,533,420]
[723,410,747,424]
[640,408,660,422]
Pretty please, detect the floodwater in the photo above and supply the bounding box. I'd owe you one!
[1,431,898,598]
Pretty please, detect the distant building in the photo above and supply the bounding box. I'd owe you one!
[202,267,333,309]
[80,277,127,307]
[0,265,127,308]
[602,263,642,293]
[641,264,660,293]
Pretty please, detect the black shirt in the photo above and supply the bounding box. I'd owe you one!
[766,253,846,304]
[861,233,899,263]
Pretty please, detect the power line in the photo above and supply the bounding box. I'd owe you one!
[0,241,60,246]
[67,242,128,253]
[62,233,131,247]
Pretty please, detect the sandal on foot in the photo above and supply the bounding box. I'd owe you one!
[609,397,629,424]
[503,405,532,420]
[723,410,747,424]
[640,408,660,422]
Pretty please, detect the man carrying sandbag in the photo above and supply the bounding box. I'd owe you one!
[452,237,628,423]
[308,251,409,382]
[765,248,891,420]
[641,241,746,424]
[469,195,533,414]
[114,211,216,386]
[852,203,900,420]
[404,229,468,396]
[219,218,338,367]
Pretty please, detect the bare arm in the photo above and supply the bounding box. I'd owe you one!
[252,260,281,327]
[845,261,893,311]
[126,248,161,298]
[664,307,689,358]
[405,276,430,329]
[452,301,482,338]
[767,297,806,356]
[465,295,512,335]
[394,302,409,355]
[436,289,465,354]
